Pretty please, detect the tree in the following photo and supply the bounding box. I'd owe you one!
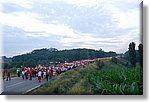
[129,42,136,67]
[138,43,143,95]
[138,44,143,68]
[7,48,118,68]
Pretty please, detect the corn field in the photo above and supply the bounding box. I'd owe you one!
[27,60,143,95]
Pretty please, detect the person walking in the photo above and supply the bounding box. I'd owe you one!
[49,68,53,79]
[24,68,28,79]
[27,70,31,80]
[22,69,25,80]
[17,68,20,77]
[38,70,42,82]
[29,69,32,80]
[43,70,46,80]
[6,69,11,81]
[46,69,49,81]
[2,69,5,80]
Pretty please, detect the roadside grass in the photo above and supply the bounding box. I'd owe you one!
[26,60,142,95]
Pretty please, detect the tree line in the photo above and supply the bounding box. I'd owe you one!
[2,48,118,69]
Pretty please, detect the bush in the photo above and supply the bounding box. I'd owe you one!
[111,57,117,64]
[10,67,17,74]
[96,60,104,70]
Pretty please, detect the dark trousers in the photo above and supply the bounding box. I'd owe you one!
[46,75,49,81]
[17,72,20,77]
[25,73,28,79]
[6,76,11,81]
[22,74,24,80]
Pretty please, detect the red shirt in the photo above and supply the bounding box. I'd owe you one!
[2,70,5,76]
[49,71,53,76]
[7,70,10,76]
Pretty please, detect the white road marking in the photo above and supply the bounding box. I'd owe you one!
[6,81,25,88]
[23,84,41,94]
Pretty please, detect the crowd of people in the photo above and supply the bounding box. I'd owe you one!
[19,60,94,82]
[2,57,111,82]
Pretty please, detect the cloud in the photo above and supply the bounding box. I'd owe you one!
[0,12,41,30]
[63,0,103,7]
[0,0,32,9]
[1,0,142,56]
[0,11,79,38]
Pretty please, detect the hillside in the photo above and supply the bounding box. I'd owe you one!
[3,48,118,68]
[26,60,142,95]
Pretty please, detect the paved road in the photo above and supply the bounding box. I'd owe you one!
[1,77,48,95]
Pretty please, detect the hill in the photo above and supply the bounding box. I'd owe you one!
[3,48,118,68]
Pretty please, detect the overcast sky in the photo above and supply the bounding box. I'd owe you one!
[0,0,142,57]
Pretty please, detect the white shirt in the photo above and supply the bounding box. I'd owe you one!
[38,71,42,76]
[17,69,20,72]
[22,71,25,75]
[43,71,46,75]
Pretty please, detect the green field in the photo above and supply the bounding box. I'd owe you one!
[26,60,142,95]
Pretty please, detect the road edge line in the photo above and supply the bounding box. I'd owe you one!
[23,84,41,94]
